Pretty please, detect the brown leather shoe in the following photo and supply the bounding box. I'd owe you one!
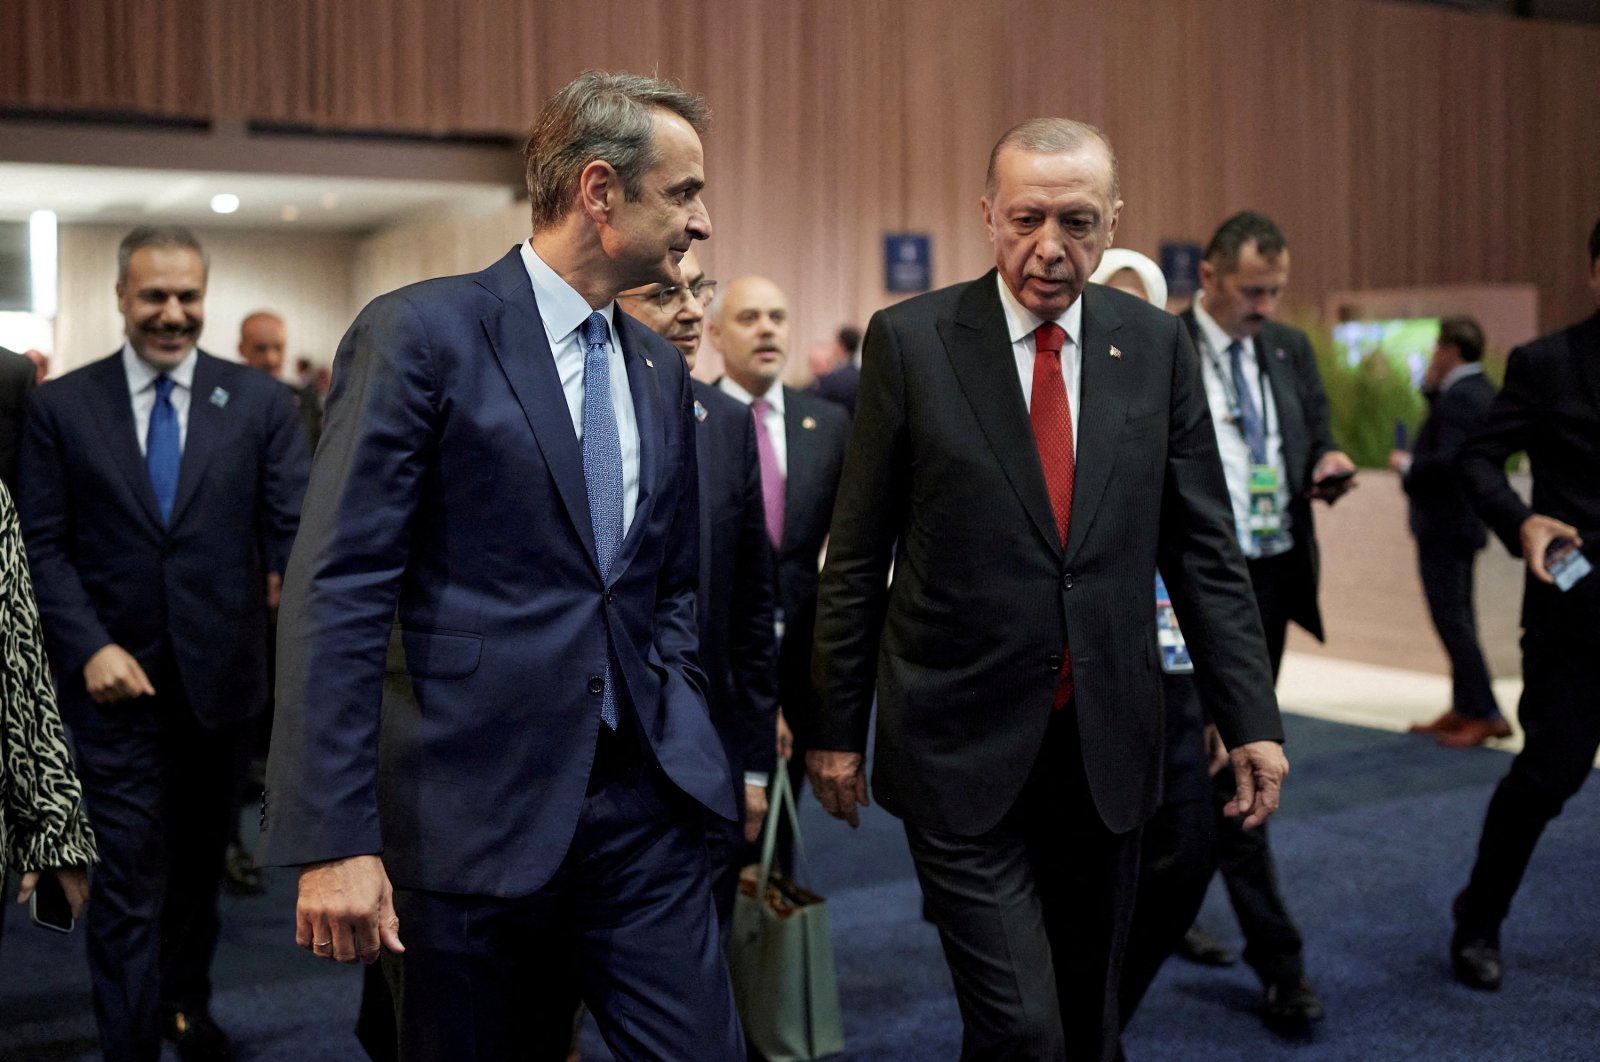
[1409,710,1467,735]
[1436,717,1513,748]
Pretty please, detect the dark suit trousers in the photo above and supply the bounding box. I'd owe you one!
[905,708,1140,1062]
[66,651,238,1062]
[1460,627,1600,930]
[1207,551,1305,985]
[1416,538,1501,719]
[378,719,743,1062]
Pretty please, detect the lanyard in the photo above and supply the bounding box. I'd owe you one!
[1201,336,1274,445]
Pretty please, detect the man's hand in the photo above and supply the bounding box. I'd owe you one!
[83,644,155,704]
[1519,514,1583,585]
[296,854,403,965]
[1386,449,1410,475]
[743,783,769,843]
[266,571,283,610]
[17,866,90,919]
[1224,740,1289,830]
[775,709,794,762]
[1308,451,1358,502]
[806,749,868,828]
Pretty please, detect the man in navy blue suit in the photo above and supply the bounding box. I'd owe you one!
[19,224,310,1061]
[619,249,780,924]
[259,72,744,1061]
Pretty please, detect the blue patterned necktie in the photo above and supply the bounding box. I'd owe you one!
[580,311,623,730]
[147,374,180,523]
[1227,340,1268,464]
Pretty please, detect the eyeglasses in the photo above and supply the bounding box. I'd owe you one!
[620,279,718,312]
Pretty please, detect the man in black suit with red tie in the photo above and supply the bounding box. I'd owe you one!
[1449,217,1600,991]
[808,119,1287,1061]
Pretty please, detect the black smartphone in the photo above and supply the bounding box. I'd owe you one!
[29,872,75,934]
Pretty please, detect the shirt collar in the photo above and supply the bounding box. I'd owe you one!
[1190,293,1244,359]
[995,272,1083,350]
[1439,361,1485,392]
[520,239,615,346]
[720,374,785,416]
[121,341,198,392]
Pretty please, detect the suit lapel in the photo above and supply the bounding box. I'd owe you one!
[1064,287,1129,563]
[612,315,662,579]
[938,273,1060,554]
[91,354,166,536]
[169,352,224,528]
[781,387,817,554]
[1570,313,1600,420]
[476,249,601,575]
[1255,324,1308,492]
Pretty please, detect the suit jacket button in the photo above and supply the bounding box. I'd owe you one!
[1061,572,1073,590]
[604,589,615,604]
[1047,653,1063,671]
[588,676,604,695]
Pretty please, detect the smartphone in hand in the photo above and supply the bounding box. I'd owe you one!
[1546,538,1594,592]
[29,872,75,934]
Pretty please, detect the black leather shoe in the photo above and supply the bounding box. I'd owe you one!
[1176,925,1237,966]
[1451,929,1503,990]
[1261,973,1325,1035]
[164,1010,235,1062]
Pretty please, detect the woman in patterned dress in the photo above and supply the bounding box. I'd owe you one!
[1,479,96,935]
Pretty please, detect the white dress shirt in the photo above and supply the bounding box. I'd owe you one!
[717,375,788,476]
[521,240,641,535]
[995,274,1083,456]
[123,342,196,455]
[1191,294,1294,558]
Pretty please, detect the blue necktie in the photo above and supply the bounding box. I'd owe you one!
[1227,340,1268,464]
[147,374,180,523]
[580,312,623,730]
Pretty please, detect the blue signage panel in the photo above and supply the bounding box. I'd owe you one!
[1160,241,1203,299]
[885,234,932,293]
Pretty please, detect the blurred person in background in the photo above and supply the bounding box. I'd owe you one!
[1,479,97,954]
[806,324,864,419]
[1390,315,1506,747]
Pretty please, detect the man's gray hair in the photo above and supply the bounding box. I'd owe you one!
[984,117,1120,203]
[117,225,208,285]
[524,71,710,231]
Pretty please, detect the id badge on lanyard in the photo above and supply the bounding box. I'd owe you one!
[1247,464,1284,547]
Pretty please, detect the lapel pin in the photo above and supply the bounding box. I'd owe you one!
[802,416,817,430]
[210,387,229,407]
[693,399,708,422]
[1275,348,1286,361]
[645,358,654,368]
[1109,345,1123,360]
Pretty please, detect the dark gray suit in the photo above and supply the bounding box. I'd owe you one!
[815,274,1280,1058]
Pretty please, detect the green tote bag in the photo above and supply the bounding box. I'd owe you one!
[727,765,846,1061]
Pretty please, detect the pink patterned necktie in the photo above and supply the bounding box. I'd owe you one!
[752,398,786,548]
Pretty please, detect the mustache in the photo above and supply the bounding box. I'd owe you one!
[142,321,199,337]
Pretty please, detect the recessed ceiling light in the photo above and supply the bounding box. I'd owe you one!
[210,193,240,214]
[281,204,300,222]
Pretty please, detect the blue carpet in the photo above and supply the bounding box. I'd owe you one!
[4,714,1598,1060]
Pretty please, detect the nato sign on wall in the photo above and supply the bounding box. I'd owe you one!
[885,234,932,294]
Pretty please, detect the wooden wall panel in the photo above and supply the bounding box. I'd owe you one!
[3,0,1598,363]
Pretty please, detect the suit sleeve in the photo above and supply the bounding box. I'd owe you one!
[1459,346,1538,556]
[257,383,311,576]
[1157,322,1284,748]
[264,294,438,865]
[812,308,908,753]
[730,412,779,778]
[1405,384,1490,499]
[17,392,114,679]
[651,364,709,700]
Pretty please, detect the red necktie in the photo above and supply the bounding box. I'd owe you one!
[1031,322,1075,708]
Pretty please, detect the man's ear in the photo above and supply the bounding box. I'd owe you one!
[577,160,620,224]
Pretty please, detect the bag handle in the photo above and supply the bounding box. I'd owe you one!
[754,762,813,901]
